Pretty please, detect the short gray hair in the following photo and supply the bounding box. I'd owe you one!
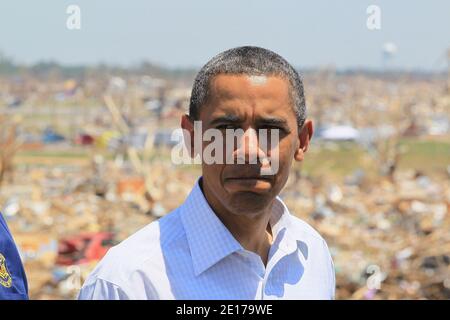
[189,46,306,128]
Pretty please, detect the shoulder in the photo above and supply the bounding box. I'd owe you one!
[288,214,336,299]
[110,207,186,261]
[288,214,334,268]
[288,214,328,245]
[79,208,186,299]
[0,212,12,236]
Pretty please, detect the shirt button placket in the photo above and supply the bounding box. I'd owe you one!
[248,253,266,300]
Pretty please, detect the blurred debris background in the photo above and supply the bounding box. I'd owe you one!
[0,62,450,299]
[0,49,449,299]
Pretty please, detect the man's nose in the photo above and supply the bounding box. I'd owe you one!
[235,128,268,164]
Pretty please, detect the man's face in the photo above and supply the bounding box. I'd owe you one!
[182,74,313,216]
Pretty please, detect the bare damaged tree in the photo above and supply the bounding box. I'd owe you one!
[0,116,22,187]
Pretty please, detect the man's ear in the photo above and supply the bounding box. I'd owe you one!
[181,114,196,158]
[294,119,313,162]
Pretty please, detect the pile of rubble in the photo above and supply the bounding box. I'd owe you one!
[1,70,449,299]
[3,153,448,299]
[282,168,450,299]
[1,159,198,299]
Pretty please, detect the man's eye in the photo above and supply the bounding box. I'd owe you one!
[259,126,284,132]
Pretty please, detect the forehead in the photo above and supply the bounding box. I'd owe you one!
[201,74,293,119]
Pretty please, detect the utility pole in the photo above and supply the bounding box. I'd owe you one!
[447,48,450,93]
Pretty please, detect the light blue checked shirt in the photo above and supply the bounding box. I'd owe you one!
[78,178,335,300]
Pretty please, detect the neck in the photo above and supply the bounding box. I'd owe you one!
[202,181,274,265]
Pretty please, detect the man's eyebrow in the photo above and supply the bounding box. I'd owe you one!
[256,116,289,128]
[209,114,242,126]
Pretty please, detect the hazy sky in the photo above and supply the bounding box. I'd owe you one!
[1,0,449,70]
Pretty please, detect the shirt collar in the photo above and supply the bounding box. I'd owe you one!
[270,195,308,258]
[180,178,303,276]
[180,179,243,276]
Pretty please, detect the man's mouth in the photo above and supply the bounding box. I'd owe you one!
[223,175,273,193]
